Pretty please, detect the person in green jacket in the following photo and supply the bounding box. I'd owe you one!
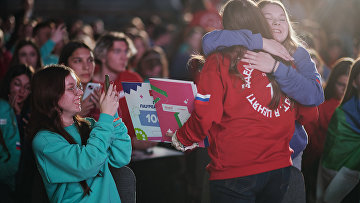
[0,99,21,202]
[317,58,360,203]
[28,64,132,203]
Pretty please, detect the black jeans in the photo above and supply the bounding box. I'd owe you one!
[209,166,291,203]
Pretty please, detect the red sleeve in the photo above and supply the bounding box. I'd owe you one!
[303,100,339,166]
[295,103,319,126]
[0,51,12,80]
[177,54,224,146]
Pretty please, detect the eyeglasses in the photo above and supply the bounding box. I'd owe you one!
[66,84,83,94]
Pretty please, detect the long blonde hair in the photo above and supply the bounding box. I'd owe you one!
[258,0,304,55]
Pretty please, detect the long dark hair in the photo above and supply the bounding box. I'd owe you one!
[196,0,282,109]
[27,64,92,196]
[0,64,34,163]
[341,58,360,105]
[0,64,34,101]
[59,41,92,66]
[0,64,34,117]
[324,57,353,100]
[9,38,43,70]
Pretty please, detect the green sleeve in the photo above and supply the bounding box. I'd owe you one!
[322,108,360,171]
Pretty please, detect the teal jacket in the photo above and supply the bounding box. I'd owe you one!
[0,99,21,190]
[40,40,59,65]
[32,113,132,203]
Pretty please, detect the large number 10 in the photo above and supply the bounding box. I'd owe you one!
[146,114,158,123]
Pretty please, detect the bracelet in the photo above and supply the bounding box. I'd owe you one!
[172,131,185,151]
[271,60,278,74]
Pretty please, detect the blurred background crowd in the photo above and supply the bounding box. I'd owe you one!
[1,0,360,82]
[1,0,360,202]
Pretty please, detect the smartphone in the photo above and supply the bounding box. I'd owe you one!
[104,74,110,93]
[83,82,101,100]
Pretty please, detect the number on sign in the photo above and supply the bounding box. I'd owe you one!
[146,113,158,124]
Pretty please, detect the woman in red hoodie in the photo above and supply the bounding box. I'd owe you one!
[169,0,296,202]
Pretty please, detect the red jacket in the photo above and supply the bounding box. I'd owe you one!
[177,54,295,180]
[303,98,340,166]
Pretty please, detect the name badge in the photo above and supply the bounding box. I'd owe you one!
[0,119,7,125]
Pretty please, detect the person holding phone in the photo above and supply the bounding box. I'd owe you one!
[59,41,101,117]
[28,64,131,202]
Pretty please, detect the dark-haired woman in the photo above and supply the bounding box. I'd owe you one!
[0,64,34,203]
[9,38,43,71]
[59,41,100,117]
[0,64,34,145]
[28,65,131,202]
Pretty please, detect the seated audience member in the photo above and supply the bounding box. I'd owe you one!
[59,41,100,118]
[28,64,132,202]
[33,20,67,65]
[137,46,169,82]
[9,38,43,71]
[93,32,156,150]
[170,26,205,81]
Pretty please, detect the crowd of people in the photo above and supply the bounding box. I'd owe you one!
[0,0,360,202]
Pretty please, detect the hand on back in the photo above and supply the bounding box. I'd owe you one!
[262,38,294,61]
[240,50,279,73]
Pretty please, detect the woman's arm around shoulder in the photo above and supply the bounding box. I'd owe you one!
[273,46,324,106]
[202,29,262,56]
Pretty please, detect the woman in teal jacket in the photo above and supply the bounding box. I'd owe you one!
[28,64,132,203]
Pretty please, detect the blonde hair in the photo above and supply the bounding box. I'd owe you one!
[258,0,304,55]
